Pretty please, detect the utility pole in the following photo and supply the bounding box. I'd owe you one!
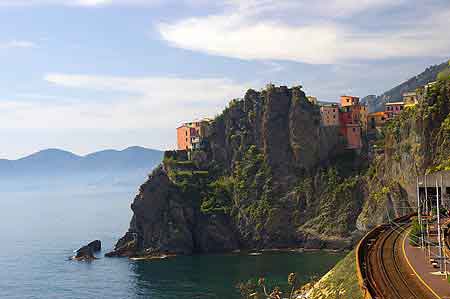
[436,179,443,274]
[417,177,424,248]
[441,174,448,278]
[425,175,431,259]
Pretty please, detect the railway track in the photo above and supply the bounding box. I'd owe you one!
[363,219,436,299]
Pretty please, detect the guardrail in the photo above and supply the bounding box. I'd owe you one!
[355,214,414,299]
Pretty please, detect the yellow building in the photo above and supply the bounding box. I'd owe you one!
[307,96,318,105]
[402,91,418,107]
[368,111,387,131]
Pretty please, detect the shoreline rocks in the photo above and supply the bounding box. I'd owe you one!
[72,240,101,261]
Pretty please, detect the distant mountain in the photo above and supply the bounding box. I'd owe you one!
[0,146,164,178]
[362,60,450,112]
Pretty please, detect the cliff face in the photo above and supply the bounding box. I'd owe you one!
[357,76,450,229]
[109,85,367,257]
[306,75,450,299]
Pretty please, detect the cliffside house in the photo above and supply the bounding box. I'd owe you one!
[307,96,318,105]
[340,95,360,107]
[368,112,387,131]
[341,124,363,149]
[339,96,365,149]
[385,101,404,119]
[319,103,340,126]
[176,118,212,151]
[403,91,418,107]
[318,95,365,150]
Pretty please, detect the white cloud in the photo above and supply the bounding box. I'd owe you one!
[158,0,450,64]
[0,0,157,6]
[226,0,404,17]
[0,40,36,49]
[0,74,251,131]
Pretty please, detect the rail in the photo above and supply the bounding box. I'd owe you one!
[355,214,414,299]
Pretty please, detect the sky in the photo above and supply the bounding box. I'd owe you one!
[0,0,449,159]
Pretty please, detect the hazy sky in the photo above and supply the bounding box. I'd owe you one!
[0,0,449,159]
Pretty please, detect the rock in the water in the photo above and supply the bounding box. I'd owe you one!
[73,240,101,261]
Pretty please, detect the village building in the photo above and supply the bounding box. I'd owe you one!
[307,96,318,105]
[176,118,212,151]
[338,96,365,150]
[341,95,360,107]
[368,112,387,129]
[340,124,363,149]
[385,102,404,119]
[319,103,340,126]
[403,91,418,107]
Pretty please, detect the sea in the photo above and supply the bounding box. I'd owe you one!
[0,183,343,299]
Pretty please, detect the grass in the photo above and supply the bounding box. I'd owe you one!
[307,250,363,299]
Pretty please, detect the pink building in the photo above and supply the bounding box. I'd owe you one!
[385,102,404,119]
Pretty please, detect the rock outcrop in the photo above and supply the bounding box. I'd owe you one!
[73,240,101,261]
[108,85,367,257]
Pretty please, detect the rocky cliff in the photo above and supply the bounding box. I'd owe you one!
[108,85,368,257]
[302,67,450,299]
[108,66,450,258]
[357,73,450,230]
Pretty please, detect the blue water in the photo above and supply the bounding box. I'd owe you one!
[0,187,343,299]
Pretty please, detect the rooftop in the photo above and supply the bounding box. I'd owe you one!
[368,111,386,116]
[385,101,405,106]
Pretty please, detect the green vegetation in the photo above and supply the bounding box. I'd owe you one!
[234,145,274,233]
[409,217,421,246]
[201,176,234,214]
[370,186,391,204]
[437,62,450,81]
[300,167,360,236]
[236,273,301,299]
[307,250,363,299]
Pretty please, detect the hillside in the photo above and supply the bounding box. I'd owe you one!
[363,60,449,112]
[305,68,450,299]
[0,146,163,177]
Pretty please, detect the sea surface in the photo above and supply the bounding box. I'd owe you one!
[0,185,343,299]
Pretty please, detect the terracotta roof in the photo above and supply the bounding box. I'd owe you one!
[368,111,386,116]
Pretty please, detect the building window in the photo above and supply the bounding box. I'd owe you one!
[352,128,356,132]
[347,99,349,103]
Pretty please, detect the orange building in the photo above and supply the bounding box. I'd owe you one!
[320,103,339,126]
[341,124,362,149]
[367,112,387,132]
[176,119,211,150]
[341,95,360,107]
[338,95,365,150]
